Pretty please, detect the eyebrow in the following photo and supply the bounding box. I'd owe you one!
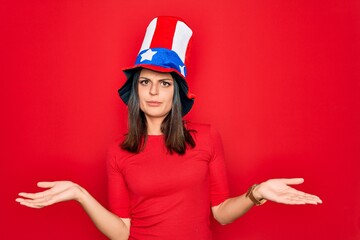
[139,77,174,81]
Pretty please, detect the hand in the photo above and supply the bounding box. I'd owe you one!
[254,178,322,205]
[16,181,83,208]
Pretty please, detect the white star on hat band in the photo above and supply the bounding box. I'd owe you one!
[135,48,187,77]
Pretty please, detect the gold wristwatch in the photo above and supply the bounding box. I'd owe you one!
[246,184,267,206]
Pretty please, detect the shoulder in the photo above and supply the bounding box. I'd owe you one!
[185,121,211,132]
[107,136,125,155]
[185,121,220,136]
[107,136,135,167]
[185,121,222,146]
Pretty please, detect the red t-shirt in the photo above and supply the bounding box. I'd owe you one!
[107,123,229,239]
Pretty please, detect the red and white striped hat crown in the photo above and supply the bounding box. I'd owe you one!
[119,16,195,116]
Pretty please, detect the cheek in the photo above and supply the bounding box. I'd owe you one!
[139,101,145,112]
[137,88,145,100]
[137,89,146,111]
[166,90,174,108]
[138,89,147,102]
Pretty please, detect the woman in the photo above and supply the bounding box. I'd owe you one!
[16,16,322,240]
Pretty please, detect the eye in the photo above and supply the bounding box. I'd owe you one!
[139,79,150,85]
[160,81,172,87]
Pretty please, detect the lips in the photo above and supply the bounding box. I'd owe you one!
[146,101,162,107]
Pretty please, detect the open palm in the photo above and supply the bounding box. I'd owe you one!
[258,178,322,205]
[16,181,81,208]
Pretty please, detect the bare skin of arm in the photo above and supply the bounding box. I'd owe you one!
[16,181,131,240]
[16,178,322,235]
[212,178,322,225]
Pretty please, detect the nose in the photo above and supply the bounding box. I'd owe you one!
[149,82,159,95]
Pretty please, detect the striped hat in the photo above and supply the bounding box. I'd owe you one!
[118,16,195,116]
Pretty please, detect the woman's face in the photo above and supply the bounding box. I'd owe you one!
[137,68,174,121]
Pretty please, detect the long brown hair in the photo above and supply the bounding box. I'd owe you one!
[121,69,195,155]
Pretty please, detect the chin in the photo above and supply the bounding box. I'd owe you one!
[144,110,170,120]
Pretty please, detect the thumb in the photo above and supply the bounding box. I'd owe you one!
[281,178,304,185]
[37,181,56,188]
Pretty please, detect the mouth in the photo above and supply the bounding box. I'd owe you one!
[146,101,162,107]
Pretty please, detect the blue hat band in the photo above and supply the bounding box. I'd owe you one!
[135,48,187,77]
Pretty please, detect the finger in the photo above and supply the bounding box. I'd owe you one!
[17,194,53,204]
[17,199,47,209]
[282,192,322,205]
[18,201,42,209]
[290,189,323,204]
[290,197,319,205]
[37,182,56,188]
[16,198,43,208]
[281,178,304,185]
[16,196,56,208]
[278,195,311,205]
[299,194,323,204]
[18,189,52,200]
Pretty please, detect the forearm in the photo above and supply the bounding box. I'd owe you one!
[76,186,130,240]
[212,178,323,225]
[212,183,266,225]
[212,193,255,225]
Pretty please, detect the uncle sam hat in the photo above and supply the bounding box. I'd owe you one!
[118,16,196,116]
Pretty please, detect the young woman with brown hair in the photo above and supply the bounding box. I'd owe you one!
[16,16,322,240]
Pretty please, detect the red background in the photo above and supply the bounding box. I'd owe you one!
[1,0,359,239]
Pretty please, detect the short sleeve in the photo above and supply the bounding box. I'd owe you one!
[208,126,230,206]
[107,143,131,218]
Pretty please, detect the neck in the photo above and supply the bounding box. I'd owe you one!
[145,116,165,135]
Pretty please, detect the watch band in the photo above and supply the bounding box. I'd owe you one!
[246,184,267,206]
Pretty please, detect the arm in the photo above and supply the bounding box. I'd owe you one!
[16,181,130,240]
[211,178,322,225]
[211,192,253,225]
